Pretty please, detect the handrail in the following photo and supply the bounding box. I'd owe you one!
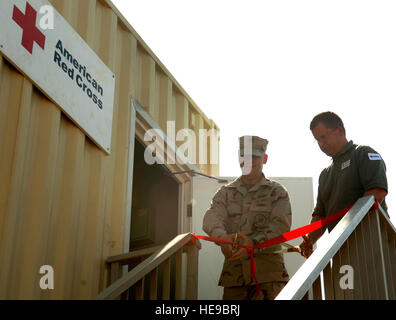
[276,196,376,300]
[94,233,201,300]
[106,245,164,265]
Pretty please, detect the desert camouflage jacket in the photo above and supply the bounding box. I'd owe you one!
[202,174,292,287]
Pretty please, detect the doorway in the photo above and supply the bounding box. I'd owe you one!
[129,138,179,250]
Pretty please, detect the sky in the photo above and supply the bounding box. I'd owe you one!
[112,0,396,223]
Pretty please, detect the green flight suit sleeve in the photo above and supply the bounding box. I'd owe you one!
[357,146,388,192]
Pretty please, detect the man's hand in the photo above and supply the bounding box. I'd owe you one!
[218,234,235,258]
[228,232,254,261]
[299,235,313,258]
[363,188,387,205]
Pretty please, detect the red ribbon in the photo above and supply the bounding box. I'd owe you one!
[192,201,379,297]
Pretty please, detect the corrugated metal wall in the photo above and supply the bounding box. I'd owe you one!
[0,0,219,299]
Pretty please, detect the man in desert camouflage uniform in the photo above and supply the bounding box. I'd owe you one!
[202,136,292,300]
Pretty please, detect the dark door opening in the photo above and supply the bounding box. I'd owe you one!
[129,138,179,250]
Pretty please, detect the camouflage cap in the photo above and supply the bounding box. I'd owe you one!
[239,136,268,157]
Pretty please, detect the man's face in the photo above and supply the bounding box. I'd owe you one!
[311,122,344,157]
[239,154,267,176]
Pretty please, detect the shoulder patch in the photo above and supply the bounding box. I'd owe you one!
[368,153,382,161]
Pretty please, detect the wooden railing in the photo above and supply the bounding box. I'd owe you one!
[276,196,396,300]
[94,233,201,300]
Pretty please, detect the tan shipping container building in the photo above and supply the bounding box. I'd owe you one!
[0,0,219,299]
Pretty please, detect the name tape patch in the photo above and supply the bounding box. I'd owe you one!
[341,159,351,170]
[368,153,382,161]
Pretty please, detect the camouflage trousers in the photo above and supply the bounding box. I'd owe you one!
[223,281,287,300]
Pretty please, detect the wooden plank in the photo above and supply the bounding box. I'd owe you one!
[332,251,345,300]
[175,95,189,148]
[41,0,93,300]
[140,53,156,117]
[345,230,362,299]
[312,276,322,300]
[339,240,353,300]
[17,88,61,299]
[76,0,97,45]
[373,212,389,299]
[68,1,111,299]
[0,59,22,253]
[135,279,144,300]
[175,249,183,300]
[389,234,396,300]
[354,218,371,299]
[158,72,172,131]
[44,115,86,298]
[106,245,164,264]
[149,268,158,300]
[123,96,137,260]
[359,214,377,299]
[323,261,334,300]
[378,206,396,300]
[94,4,119,298]
[94,233,193,300]
[110,262,123,284]
[365,212,385,299]
[0,73,32,299]
[109,262,122,300]
[186,244,199,300]
[120,290,129,300]
[162,258,171,300]
[183,180,192,235]
[379,218,394,299]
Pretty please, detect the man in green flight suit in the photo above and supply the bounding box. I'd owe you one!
[202,136,292,300]
[300,111,388,258]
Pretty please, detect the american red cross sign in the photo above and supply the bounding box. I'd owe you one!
[12,2,45,54]
[0,0,115,154]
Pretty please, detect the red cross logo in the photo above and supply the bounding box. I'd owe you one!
[12,2,46,54]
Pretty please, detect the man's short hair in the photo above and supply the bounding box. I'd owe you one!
[310,111,346,134]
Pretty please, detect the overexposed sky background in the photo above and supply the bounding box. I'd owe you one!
[112,0,395,223]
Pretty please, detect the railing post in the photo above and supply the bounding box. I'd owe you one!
[354,218,371,298]
[175,249,183,299]
[345,230,363,299]
[162,258,171,300]
[312,276,322,300]
[332,252,345,300]
[135,279,144,300]
[378,210,396,299]
[186,242,199,300]
[149,268,158,300]
[109,262,124,299]
[323,261,334,300]
[110,262,123,284]
[374,211,389,300]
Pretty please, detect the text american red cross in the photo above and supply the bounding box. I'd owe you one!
[12,1,46,54]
